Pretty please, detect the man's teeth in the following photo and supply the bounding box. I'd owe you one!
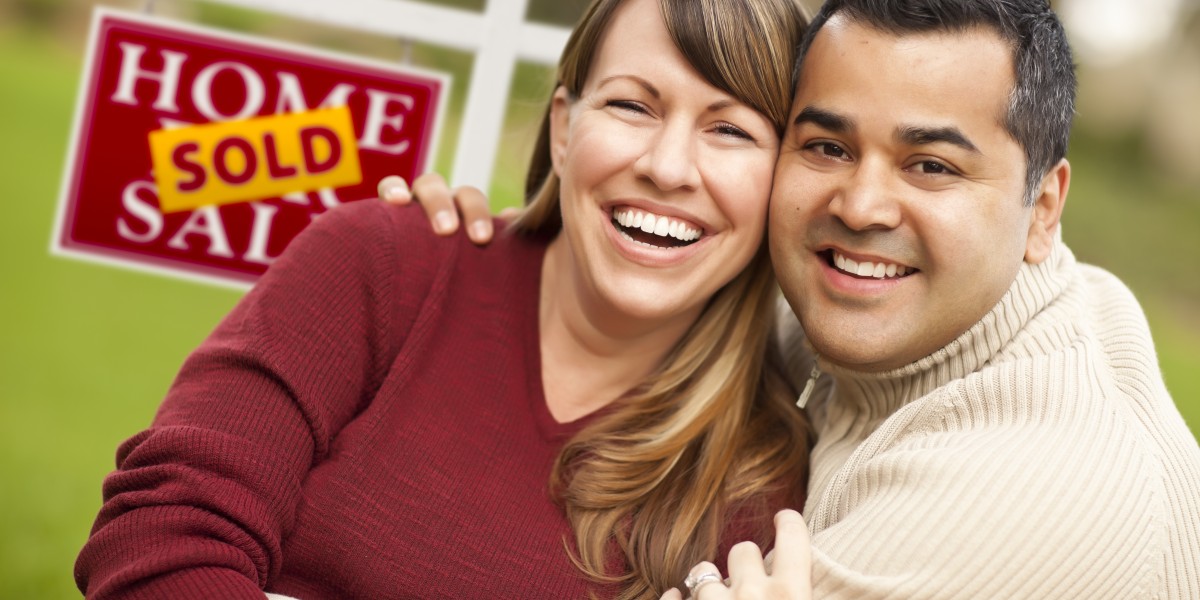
[833,251,912,278]
[613,207,701,242]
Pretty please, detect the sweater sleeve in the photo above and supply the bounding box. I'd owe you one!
[806,360,1166,599]
[75,202,439,599]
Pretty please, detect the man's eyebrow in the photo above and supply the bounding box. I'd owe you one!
[793,106,854,133]
[896,125,980,153]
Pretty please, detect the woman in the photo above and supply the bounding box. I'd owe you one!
[75,0,810,598]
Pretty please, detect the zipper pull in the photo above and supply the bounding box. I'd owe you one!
[796,364,821,409]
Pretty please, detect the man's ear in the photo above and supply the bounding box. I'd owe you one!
[549,86,572,178]
[1025,158,1070,263]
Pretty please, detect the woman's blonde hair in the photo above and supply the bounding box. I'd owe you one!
[514,0,811,597]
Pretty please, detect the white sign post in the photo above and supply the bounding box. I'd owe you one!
[205,0,572,193]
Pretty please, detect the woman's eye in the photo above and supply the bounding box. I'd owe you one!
[606,100,647,114]
[714,123,754,141]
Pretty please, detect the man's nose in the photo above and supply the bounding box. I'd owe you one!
[828,158,901,231]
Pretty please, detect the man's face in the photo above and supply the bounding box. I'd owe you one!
[770,16,1040,372]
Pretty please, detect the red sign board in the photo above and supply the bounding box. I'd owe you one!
[53,9,449,287]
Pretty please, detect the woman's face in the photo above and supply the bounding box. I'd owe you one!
[549,0,779,326]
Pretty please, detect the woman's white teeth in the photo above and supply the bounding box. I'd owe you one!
[834,251,911,279]
[614,208,701,242]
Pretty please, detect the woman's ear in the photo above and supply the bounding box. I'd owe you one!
[1025,158,1070,264]
[549,86,572,178]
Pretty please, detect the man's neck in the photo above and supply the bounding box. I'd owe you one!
[810,233,1075,415]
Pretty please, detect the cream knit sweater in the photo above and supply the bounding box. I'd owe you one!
[778,236,1200,599]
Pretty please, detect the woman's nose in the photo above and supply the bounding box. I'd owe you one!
[632,120,702,192]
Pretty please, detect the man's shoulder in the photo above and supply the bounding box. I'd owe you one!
[1073,261,1144,313]
[1061,260,1169,399]
[998,254,1164,400]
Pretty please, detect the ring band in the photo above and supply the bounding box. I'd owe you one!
[683,571,724,596]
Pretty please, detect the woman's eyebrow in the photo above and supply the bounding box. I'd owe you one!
[595,75,660,98]
[594,76,743,116]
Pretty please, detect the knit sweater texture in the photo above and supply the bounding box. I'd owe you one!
[76,202,784,599]
[779,234,1200,599]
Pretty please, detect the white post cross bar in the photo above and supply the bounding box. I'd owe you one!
[203,0,572,192]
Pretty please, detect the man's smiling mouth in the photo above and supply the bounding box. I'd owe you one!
[612,207,702,249]
[822,249,917,279]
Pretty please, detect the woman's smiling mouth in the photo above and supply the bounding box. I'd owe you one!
[611,206,703,249]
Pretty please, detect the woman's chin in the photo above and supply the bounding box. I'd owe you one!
[596,283,706,327]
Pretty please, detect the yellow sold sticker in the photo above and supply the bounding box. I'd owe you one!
[149,106,362,213]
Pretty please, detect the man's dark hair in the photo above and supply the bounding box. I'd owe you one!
[795,0,1076,206]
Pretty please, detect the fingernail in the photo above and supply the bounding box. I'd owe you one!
[470,221,491,241]
[775,509,803,527]
[386,186,408,201]
[435,211,456,233]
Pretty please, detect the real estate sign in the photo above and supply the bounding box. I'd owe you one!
[53,9,449,286]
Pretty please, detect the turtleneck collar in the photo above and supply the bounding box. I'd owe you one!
[807,232,1077,418]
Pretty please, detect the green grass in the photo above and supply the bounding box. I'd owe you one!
[0,29,243,598]
[1,21,1197,600]
[1063,129,1200,428]
[0,23,529,598]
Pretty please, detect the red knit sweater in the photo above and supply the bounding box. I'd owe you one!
[76,201,788,599]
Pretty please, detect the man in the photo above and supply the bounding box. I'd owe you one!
[763,0,1200,597]
[382,1,1200,596]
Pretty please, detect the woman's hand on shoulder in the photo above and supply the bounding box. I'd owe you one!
[377,173,518,245]
[662,510,811,600]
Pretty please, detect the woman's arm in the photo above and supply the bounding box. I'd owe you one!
[75,202,422,599]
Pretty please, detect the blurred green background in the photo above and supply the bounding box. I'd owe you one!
[1,0,1196,597]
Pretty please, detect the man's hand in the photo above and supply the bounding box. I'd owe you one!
[377,173,511,245]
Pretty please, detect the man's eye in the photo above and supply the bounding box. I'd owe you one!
[919,161,955,175]
[806,142,848,158]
